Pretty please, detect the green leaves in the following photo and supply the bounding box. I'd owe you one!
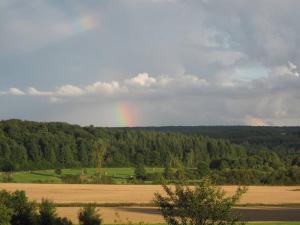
[154,178,247,225]
[78,204,102,225]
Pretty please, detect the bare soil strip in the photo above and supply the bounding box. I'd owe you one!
[0,184,300,205]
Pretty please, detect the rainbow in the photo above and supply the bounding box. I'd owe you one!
[115,102,137,127]
[61,14,98,36]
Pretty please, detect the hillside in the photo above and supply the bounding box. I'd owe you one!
[0,120,299,184]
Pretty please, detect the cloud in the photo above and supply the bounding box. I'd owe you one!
[1,1,300,126]
[56,85,84,97]
[8,88,25,96]
[271,61,299,77]
[28,87,53,96]
[85,81,123,94]
[126,73,157,87]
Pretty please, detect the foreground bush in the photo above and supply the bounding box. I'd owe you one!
[0,190,73,225]
[154,178,247,225]
[78,204,102,225]
[39,199,72,225]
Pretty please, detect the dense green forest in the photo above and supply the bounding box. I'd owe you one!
[0,120,299,184]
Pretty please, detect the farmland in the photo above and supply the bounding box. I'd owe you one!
[0,183,300,205]
[0,183,300,224]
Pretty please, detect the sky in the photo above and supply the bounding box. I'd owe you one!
[1,0,300,127]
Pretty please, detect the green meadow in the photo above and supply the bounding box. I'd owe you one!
[0,167,164,184]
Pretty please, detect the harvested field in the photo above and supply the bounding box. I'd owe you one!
[56,207,300,224]
[0,184,300,205]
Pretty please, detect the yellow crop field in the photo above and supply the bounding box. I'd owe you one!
[0,183,299,205]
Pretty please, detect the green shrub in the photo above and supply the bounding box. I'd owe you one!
[54,169,62,175]
[78,204,102,225]
[154,178,247,225]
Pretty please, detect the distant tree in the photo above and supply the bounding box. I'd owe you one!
[134,164,146,181]
[54,168,62,175]
[1,161,15,172]
[197,162,210,178]
[154,178,247,225]
[163,162,173,180]
[93,140,107,176]
[78,204,102,225]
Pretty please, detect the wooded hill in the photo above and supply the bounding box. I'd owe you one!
[0,120,299,184]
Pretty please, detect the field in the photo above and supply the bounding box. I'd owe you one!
[1,183,300,204]
[0,183,300,224]
[1,169,300,224]
[0,167,163,184]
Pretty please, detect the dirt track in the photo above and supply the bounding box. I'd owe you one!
[0,183,300,204]
[56,206,300,224]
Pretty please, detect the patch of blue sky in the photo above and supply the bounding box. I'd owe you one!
[233,65,269,81]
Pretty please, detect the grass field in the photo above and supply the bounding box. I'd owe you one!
[0,167,164,184]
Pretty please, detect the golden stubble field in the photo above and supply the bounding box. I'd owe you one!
[0,183,299,204]
[1,184,300,223]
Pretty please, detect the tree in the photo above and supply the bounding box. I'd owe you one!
[154,178,247,225]
[197,162,210,178]
[39,199,73,225]
[78,204,102,225]
[93,140,107,176]
[54,168,62,175]
[38,199,58,225]
[0,202,12,225]
[163,163,173,180]
[9,191,38,225]
[134,164,146,181]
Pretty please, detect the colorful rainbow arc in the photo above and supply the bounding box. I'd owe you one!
[115,103,137,127]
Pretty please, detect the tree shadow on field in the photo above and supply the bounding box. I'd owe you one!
[232,207,300,222]
[118,207,300,222]
[117,207,161,215]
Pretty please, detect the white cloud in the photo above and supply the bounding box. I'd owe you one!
[9,88,25,96]
[28,87,53,96]
[126,73,157,87]
[86,81,122,94]
[56,85,84,97]
[271,61,299,77]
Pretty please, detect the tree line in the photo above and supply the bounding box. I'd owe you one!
[0,120,299,184]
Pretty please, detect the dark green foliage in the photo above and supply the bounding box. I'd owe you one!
[61,175,82,184]
[0,190,38,225]
[38,199,72,225]
[92,175,115,184]
[134,164,147,181]
[54,168,62,175]
[9,191,38,225]
[0,190,73,225]
[154,178,247,225]
[197,162,210,178]
[0,202,12,225]
[78,204,102,225]
[0,120,299,184]
[39,199,59,225]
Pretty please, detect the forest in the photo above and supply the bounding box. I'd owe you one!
[0,120,299,184]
